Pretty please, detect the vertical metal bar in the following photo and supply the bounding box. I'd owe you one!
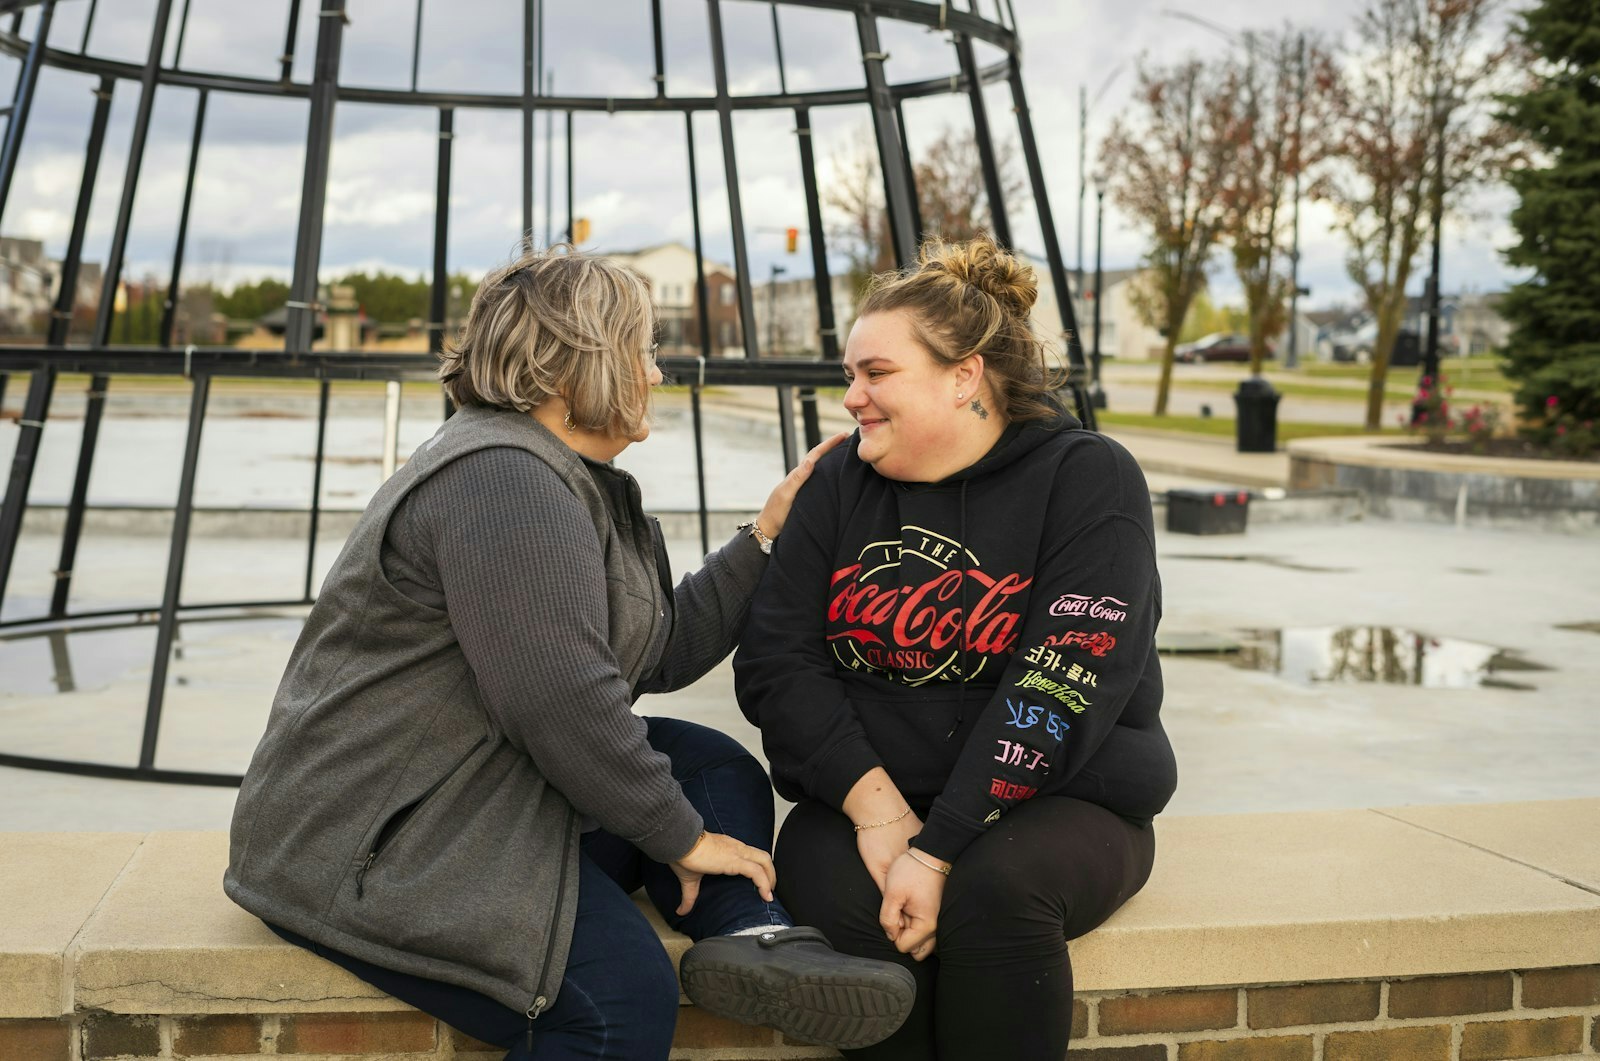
[141,371,210,769]
[1092,186,1104,408]
[543,70,553,247]
[51,0,174,616]
[955,33,1011,247]
[690,386,708,556]
[280,0,302,81]
[650,0,665,98]
[794,107,837,361]
[0,78,112,610]
[410,0,424,92]
[381,381,401,479]
[893,99,923,246]
[49,78,112,349]
[1007,56,1084,372]
[79,0,96,52]
[769,2,787,95]
[286,0,347,355]
[686,113,712,361]
[0,371,53,611]
[429,107,452,360]
[685,111,711,555]
[304,378,330,601]
[564,109,572,242]
[521,0,533,241]
[705,0,759,363]
[173,0,193,67]
[0,0,55,225]
[856,12,916,267]
[160,88,207,347]
[48,367,108,617]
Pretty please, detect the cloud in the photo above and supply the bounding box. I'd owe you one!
[0,0,1524,308]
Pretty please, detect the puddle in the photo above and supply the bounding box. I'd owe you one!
[1556,621,1600,635]
[1165,553,1353,574]
[1231,626,1548,689]
[0,612,303,696]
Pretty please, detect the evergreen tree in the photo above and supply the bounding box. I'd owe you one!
[1498,0,1600,457]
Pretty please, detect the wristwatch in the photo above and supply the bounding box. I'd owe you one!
[738,520,775,555]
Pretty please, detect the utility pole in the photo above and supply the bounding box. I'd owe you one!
[1076,84,1086,306]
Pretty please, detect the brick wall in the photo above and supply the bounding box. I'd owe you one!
[2,965,1595,1060]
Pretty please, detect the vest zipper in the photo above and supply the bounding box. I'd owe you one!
[355,736,487,898]
[526,804,576,1052]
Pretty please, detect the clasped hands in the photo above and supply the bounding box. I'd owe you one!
[849,769,949,963]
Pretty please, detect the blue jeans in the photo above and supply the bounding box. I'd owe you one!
[268,717,792,1060]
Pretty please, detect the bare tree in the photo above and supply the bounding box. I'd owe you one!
[1101,60,1243,416]
[1319,0,1517,428]
[1220,30,1337,376]
[823,123,1029,301]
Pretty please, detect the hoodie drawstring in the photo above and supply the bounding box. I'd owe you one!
[946,479,969,741]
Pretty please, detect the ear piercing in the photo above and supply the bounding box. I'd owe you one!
[956,392,965,400]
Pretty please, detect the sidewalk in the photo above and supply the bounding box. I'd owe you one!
[700,390,1291,491]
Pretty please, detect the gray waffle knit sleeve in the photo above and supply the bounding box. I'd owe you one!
[385,446,703,864]
[635,527,769,696]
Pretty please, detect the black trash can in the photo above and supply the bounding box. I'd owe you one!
[1390,329,1422,367]
[1233,376,1281,453]
[1167,489,1251,535]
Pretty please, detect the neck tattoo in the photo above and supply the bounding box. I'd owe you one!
[969,398,989,420]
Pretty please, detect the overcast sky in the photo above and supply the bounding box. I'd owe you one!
[2,0,1523,312]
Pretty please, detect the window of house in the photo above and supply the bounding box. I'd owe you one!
[719,320,735,347]
[719,284,735,306]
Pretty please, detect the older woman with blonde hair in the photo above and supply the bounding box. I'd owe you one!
[226,247,914,1060]
[737,234,1177,1058]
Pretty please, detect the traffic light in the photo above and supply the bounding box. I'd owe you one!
[572,217,592,244]
[785,226,798,254]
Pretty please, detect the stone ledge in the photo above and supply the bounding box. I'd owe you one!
[3,800,1597,1022]
[1287,434,1600,482]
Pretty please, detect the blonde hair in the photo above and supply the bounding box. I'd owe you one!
[857,234,1065,422]
[439,246,654,437]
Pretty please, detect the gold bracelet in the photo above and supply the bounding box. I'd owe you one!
[906,848,951,877]
[852,807,911,832]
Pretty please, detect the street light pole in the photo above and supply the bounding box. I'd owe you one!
[1076,84,1086,305]
[767,262,786,357]
[1091,180,1106,409]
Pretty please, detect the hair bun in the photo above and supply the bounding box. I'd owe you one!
[920,233,1037,320]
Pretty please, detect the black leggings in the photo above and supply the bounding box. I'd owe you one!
[775,797,1156,1061]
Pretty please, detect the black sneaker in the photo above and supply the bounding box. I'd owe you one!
[678,926,916,1050]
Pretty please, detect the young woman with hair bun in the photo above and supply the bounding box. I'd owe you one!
[736,234,1177,1059]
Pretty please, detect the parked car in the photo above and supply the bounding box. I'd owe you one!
[1173,332,1275,364]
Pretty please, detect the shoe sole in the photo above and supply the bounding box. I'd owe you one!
[679,942,915,1050]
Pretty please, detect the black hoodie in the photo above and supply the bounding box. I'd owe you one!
[734,414,1177,862]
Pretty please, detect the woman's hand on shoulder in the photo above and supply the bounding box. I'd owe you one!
[669,831,777,915]
[753,432,849,541]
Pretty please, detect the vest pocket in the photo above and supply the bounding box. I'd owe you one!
[355,736,487,898]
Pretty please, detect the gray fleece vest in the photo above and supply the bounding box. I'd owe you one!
[225,405,666,1016]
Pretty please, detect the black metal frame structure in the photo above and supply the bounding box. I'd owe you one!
[0,0,1090,786]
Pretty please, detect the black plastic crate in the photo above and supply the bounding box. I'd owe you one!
[1166,489,1251,535]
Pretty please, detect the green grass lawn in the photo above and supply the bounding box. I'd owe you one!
[1296,357,1515,393]
[1173,376,1418,402]
[1097,410,1404,441]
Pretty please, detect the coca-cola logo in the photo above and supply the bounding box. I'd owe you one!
[1048,594,1129,622]
[827,529,1031,685]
